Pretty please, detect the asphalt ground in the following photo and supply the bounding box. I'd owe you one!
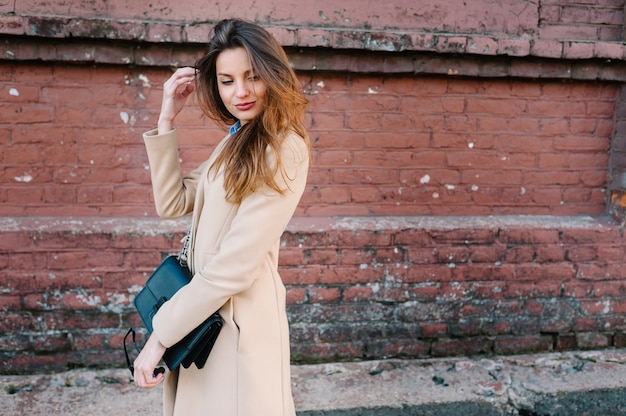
[2,348,626,415]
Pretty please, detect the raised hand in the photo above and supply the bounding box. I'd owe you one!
[158,67,197,134]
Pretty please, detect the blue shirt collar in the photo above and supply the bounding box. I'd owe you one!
[229,120,241,135]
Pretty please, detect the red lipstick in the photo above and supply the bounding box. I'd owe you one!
[235,102,255,111]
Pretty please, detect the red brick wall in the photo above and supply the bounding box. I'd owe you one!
[2,214,625,373]
[2,0,626,373]
[5,0,624,41]
[539,0,626,41]
[284,216,626,360]
[1,64,618,217]
[2,0,541,37]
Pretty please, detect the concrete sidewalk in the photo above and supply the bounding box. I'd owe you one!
[2,349,626,415]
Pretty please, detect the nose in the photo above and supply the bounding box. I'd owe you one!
[235,80,249,98]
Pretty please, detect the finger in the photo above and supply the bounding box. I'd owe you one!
[135,370,164,389]
[135,370,152,388]
[164,77,195,94]
[172,66,196,76]
[133,360,149,386]
[166,80,196,102]
[166,67,196,85]
[152,371,165,385]
[181,80,196,96]
[167,72,195,84]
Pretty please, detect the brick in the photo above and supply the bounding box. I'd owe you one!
[0,333,31,352]
[493,335,553,355]
[503,281,561,300]
[536,246,566,262]
[410,34,440,52]
[594,42,624,60]
[446,318,479,337]
[0,296,21,311]
[420,323,448,337]
[0,16,25,35]
[597,246,625,262]
[32,332,71,352]
[61,291,107,311]
[146,22,183,43]
[592,281,626,297]
[540,318,574,334]
[614,332,626,348]
[500,228,561,244]
[483,320,511,335]
[504,246,535,263]
[460,303,493,318]
[48,251,90,270]
[0,231,34,250]
[517,263,576,280]
[561,6,591,23]
[576,332,611,349]
[78,186,113,204]
[467,36,498,55]
[541,25,598,41]
[396,301,456,323]
[308,287,341,303]
[23,293,59,310]
[509,318,541,335]
[439,36,468,54]
[471,282,506,299]
[597,315,626,332]
[383,339,429,357]
[382,55,414,74]
[555,334,577,351]
[531,39,563,58]
[497,38,531,56]
[408,286,440,302]
[1,354,72,374]
[71,333,106,350]
[406,265,452,283]
[285,288,306,305]
[564,41,595,59]
[432,337,491,357]
[340,286,372,302]
[298,29,332,48]
[9,252,48,271]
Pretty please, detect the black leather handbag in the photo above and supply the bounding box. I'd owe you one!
[127,255,222,372]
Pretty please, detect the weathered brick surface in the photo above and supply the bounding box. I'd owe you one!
[1,216,625,372]
[539,0,625,41]
[2,0,626,373]
[0,63,619,217]
[1,1,626,58]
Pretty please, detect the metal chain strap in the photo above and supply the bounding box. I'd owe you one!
[178,224,192,269]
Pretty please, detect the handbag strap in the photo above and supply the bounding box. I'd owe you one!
[123,327,165,379]
[178,224,191,269]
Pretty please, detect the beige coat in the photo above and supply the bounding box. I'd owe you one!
[143,128,309,416]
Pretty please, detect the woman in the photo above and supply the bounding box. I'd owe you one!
[133,19,310,416]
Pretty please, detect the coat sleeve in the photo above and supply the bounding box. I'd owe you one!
[151,132,310,348]
[143,128,206,218]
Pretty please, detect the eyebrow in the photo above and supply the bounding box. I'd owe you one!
[217,69,255,77]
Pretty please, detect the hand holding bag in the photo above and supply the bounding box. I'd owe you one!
[133,255,223,370]
[125,250,222,374]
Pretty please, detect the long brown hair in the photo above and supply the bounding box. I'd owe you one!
[195,19,309,203]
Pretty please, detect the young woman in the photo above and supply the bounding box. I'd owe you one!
[132,19,310,416]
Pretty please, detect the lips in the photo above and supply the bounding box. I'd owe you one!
[235,102,255,111]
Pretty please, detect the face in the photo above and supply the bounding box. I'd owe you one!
[216,47,267,125]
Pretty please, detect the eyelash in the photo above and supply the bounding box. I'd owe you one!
[220,75,260,85]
